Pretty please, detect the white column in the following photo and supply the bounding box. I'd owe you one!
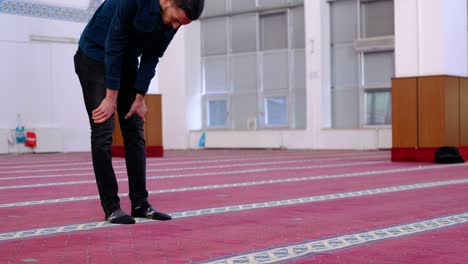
[301,0,330,148]
[184,21,203,132]
[395,0,467,77]
[158,22,203,150]
[158,28,188,149]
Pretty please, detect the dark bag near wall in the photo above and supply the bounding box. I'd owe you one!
[434,147,465,164]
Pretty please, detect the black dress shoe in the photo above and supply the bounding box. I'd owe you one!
[105,208,136,224]
[131,202,172,221]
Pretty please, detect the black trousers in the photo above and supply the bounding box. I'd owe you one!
[74,49,148,215]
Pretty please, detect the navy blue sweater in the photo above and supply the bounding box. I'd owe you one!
[79,0,177,94]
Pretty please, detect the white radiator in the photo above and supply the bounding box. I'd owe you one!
[205,131,282,149]
[0,129,8,154]
[377,128,392,149]
[34,128,64,153]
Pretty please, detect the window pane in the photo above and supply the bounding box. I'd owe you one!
[231,14,257,53]
[265,96,288,126]
[366,90,392,125]
[204,0,227,16]
[330,0,357,43]
[293,89,306,129]
[208,100,228,127]
[204,57,228,92]
[332,88,360,128]
[331,44,359,87]
[230,0,256,12]
[202,18,227,55]
[262,52,289,90]
[360,0,394,38]
[292,50,305,89]
[363,51,394,87]
[291,7,305,49]
[231,54,257,92]
[232,94,257,129]
[261,12,288,50]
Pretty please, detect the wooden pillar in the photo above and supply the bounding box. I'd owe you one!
[392,75,466,161]
[391,77,418,148]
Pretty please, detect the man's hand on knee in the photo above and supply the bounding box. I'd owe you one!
[92,89,118,124]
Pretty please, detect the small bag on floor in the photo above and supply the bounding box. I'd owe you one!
[434,147,464,164]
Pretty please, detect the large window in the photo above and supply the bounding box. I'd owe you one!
[201,0,305,130]
[330,0,394,128]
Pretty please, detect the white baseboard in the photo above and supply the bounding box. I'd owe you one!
[205,131,282,149]
[0,129,9,154]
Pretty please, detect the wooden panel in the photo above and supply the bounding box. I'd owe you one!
[418,76,445,147]
[391,77,418,147]
[418,76,460,147]
[145,95,163,146]
[443,76,460,146]
[461,78,468,145]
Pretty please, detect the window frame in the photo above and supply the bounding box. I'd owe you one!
[262,92,291,128]
[204,95,231,129]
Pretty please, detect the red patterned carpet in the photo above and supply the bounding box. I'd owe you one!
[0,150,467,264]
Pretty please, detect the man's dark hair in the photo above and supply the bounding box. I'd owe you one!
[173,0,205,21]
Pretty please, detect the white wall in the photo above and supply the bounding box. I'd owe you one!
[1,0,400,153]
[395,0,468,77]
[158,28,188,149]
[157,21,202,150]
[0,12,90,152]
[0,2,163,152]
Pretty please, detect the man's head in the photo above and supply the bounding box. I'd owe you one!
[160,0,205,29]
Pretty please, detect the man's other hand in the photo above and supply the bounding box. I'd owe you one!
[125,94,147,122]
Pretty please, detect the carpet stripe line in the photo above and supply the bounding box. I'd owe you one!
[0,162,464,208]
[0,151,383,167]
[0,153,388,174]
[0,155,388,181]
[198,212,468,264]
[0,161,389,190]
[0,178,467,241]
